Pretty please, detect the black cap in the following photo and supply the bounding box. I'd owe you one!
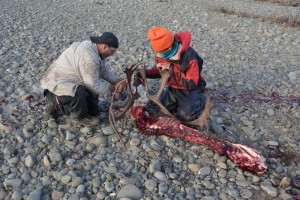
[90,32,119,48]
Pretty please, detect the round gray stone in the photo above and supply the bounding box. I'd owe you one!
[116,184,143,199]
[144,179,157,192]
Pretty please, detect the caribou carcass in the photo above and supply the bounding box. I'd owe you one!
[131,105,267,175]
[109,63,267,175]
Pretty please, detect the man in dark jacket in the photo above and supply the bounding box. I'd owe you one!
[141,26,206,122]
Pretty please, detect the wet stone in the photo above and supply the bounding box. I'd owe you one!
[200,196,216,200]
[150,140,163,151]
[144,179,157,192]
[61,175,72,184]
[227,188,240,198]
[185,187,195,196]
[279,177,291,189]
[51,190,64,200]
[267,108,275,116]
[41,134,52,143]
[96,192,106,199]
[129,138,141,146]
[218,169,227,178]
[27,187,42,200]
[47,119,58,128]
[66,131,76,141]
[219,192,230,200]
[201,181,215,189]
[72,177,83,187]
[43,156,51,167]
[252,176,260,183]
[104,182,115,193]
[76,184,85,194]
[168,173,177,179]
[102,126,114,135]
[49,152,62,162]
[236,173,246,181]
[4,178,22,189]
[211,122,224,134]
[21,172,32,182]
[158,182,168,194]
[220,177,228,184]
[199,166,211,177]
[154,171,167,181]
[240,189,253,199]
[116,184,143,199]
[80,126,91,134]
[7,157,19,166]
[25,155,36,168]
[92,178,101,188]
[104,166,117,174]
[240,117,254,126]
[261,184,278,197]
[68,194,80,200]
[12,190,23,200]
[89,136,108,146]
[236,180,251,187]
[188,163,200,173]
[149,162,161,173]
[268,141,279,146]
[66,159,76,167]
[0,190,8,199]
[217,162,227,169]
[173,156,183,163]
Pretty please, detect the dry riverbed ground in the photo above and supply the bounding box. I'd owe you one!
[0,0,299,199]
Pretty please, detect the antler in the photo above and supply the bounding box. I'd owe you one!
[140,65,212,129]
[109,63,140,146]
[140,65,173,117]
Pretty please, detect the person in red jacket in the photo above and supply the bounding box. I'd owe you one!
[140,27,207,122]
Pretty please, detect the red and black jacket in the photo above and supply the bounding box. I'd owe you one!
[146,31,206,92]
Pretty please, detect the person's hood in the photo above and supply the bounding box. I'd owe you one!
[174,31,191,52]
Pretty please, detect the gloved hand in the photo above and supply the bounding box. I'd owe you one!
[133,70,143,87]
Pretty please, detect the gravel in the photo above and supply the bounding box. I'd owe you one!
[0,0,299,199]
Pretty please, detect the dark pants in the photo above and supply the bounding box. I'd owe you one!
[152,87,206,122]
[44,86,99,118]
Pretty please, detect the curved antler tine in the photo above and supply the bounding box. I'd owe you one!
[186,91,212,129]
[151,69,170,97]
[112,62,142,117]
[109,90,126,147]
[125,62,141,93]
[108,62,144,148]
[140,64,148,89]
[111,80,131,119]
[141,64,146,78]
[125,62,141,78]
[128,62,141,71]
[145,69,173,117]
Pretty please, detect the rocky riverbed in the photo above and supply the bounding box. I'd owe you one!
[0,0,299,199]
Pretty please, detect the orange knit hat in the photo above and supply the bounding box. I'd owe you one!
[147,27,174,52]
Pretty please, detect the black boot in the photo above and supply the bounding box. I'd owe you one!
[44,90,59,119]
